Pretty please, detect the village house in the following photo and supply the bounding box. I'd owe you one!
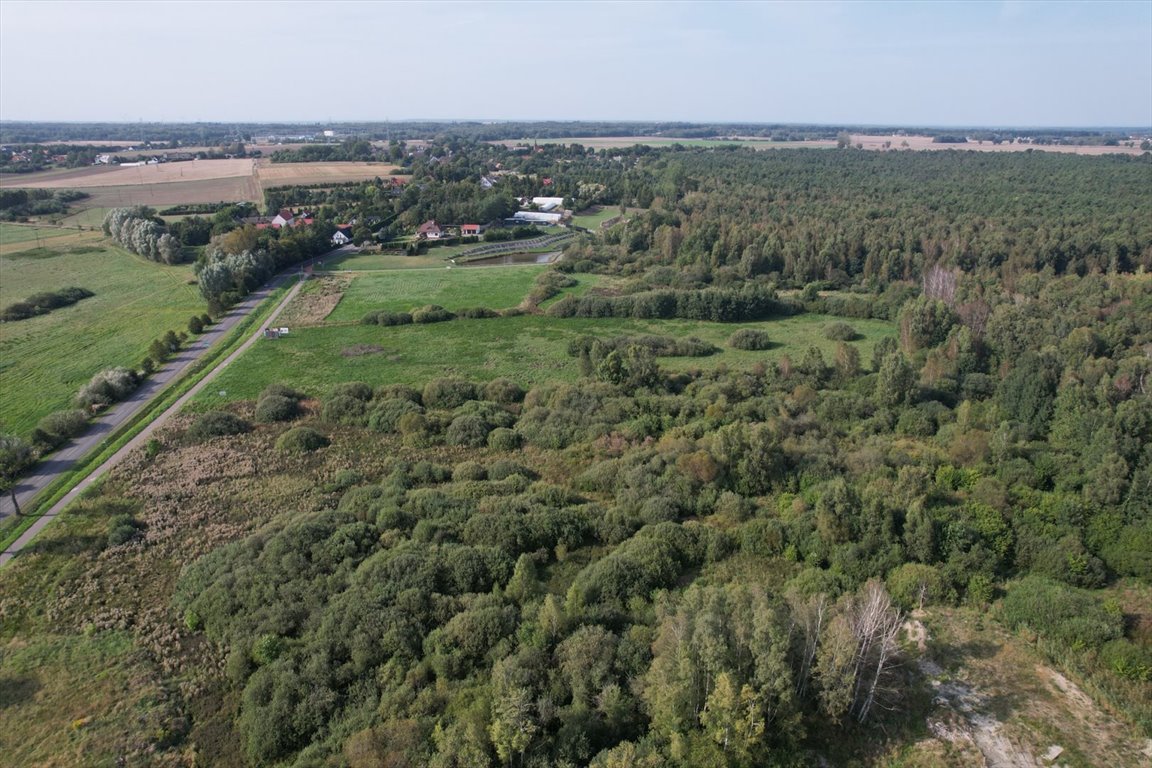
[271,208,295,228]
[460,223,488,237]
[331,225,353,245]
[417,220,443,239]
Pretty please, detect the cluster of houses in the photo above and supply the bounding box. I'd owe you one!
[241,208,315,231]
[414,196,570,242]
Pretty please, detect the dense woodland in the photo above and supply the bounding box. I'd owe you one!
[2,141,1151,766]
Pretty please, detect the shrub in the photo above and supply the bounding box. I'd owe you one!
[487,428,522,452]
[37,409,88,441]
[824,321,859,341]
[188,315,204,334]
[728,328,772,350]
[188,412,251,441]
[367,398,424,433]
[322,395,367,425]
[328,381,373,401]
[260,383,304,402]
[457,306,499,319]
[106,514,141,547]
[452,461,487,482]
[411,304,455,324]
[275,426,329,453]
[362,310,413,326]
[255,395,299,423]
[446,414,492,448]
[375,384,422,404]
[483,378,524,404]
[487,458,534,480]
[423,378,478,410]
[75,367,138,408]
[998,576,1122,649]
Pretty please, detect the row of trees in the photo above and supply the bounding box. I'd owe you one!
[102,207,184,264]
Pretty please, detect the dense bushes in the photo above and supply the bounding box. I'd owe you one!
[187,412,251,441]
[548,283,791,322]
[728,328,772,350]
[33,409,89,448]
[275,426,329,453]
[1,287,93,322]
[824,321,859,341]
[75,367,138,409]
[998,576,1122,650]
[361,310,412,326]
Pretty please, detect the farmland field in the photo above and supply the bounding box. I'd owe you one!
[0,241,203,435]
[1,159,407,215]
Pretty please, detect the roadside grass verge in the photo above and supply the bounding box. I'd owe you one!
[192,311,895,404]
[0,283,290,553]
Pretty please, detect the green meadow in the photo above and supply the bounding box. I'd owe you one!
[0,242,204,435]
[194,309,894,404]
[325,265,548,322]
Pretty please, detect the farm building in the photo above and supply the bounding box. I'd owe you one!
[509,211,563,225]
[530,196,565,212]
[460,223,488,236]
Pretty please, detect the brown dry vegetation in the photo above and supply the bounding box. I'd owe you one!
[275,274,351,327]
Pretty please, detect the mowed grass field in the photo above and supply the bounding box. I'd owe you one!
[0,241,203,435]
[0,225,105,257]
[0,223,84,246]
[195,266,894,403]
[325,265,547,322]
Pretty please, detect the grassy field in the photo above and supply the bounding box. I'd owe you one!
[326,265,546,322]
[0,242,203,435]
[321,251,447,270]
[59,206,113,229]
[571,206,624,230]
[192,311,894,404]
[0,223,85,246]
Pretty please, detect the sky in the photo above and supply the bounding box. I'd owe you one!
[1,0,1150,127]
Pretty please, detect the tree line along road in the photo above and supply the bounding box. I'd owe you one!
[0,246,356,561]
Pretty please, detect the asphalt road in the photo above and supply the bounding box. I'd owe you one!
[0,246,353,526]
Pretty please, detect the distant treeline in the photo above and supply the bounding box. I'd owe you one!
[2,120,1144,145]
[0,188,89,220]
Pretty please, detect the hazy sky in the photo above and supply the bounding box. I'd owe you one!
[1,0,1149,127]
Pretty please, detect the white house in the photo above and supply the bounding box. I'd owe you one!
[271,208,295,228]
[331,229,353,245]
